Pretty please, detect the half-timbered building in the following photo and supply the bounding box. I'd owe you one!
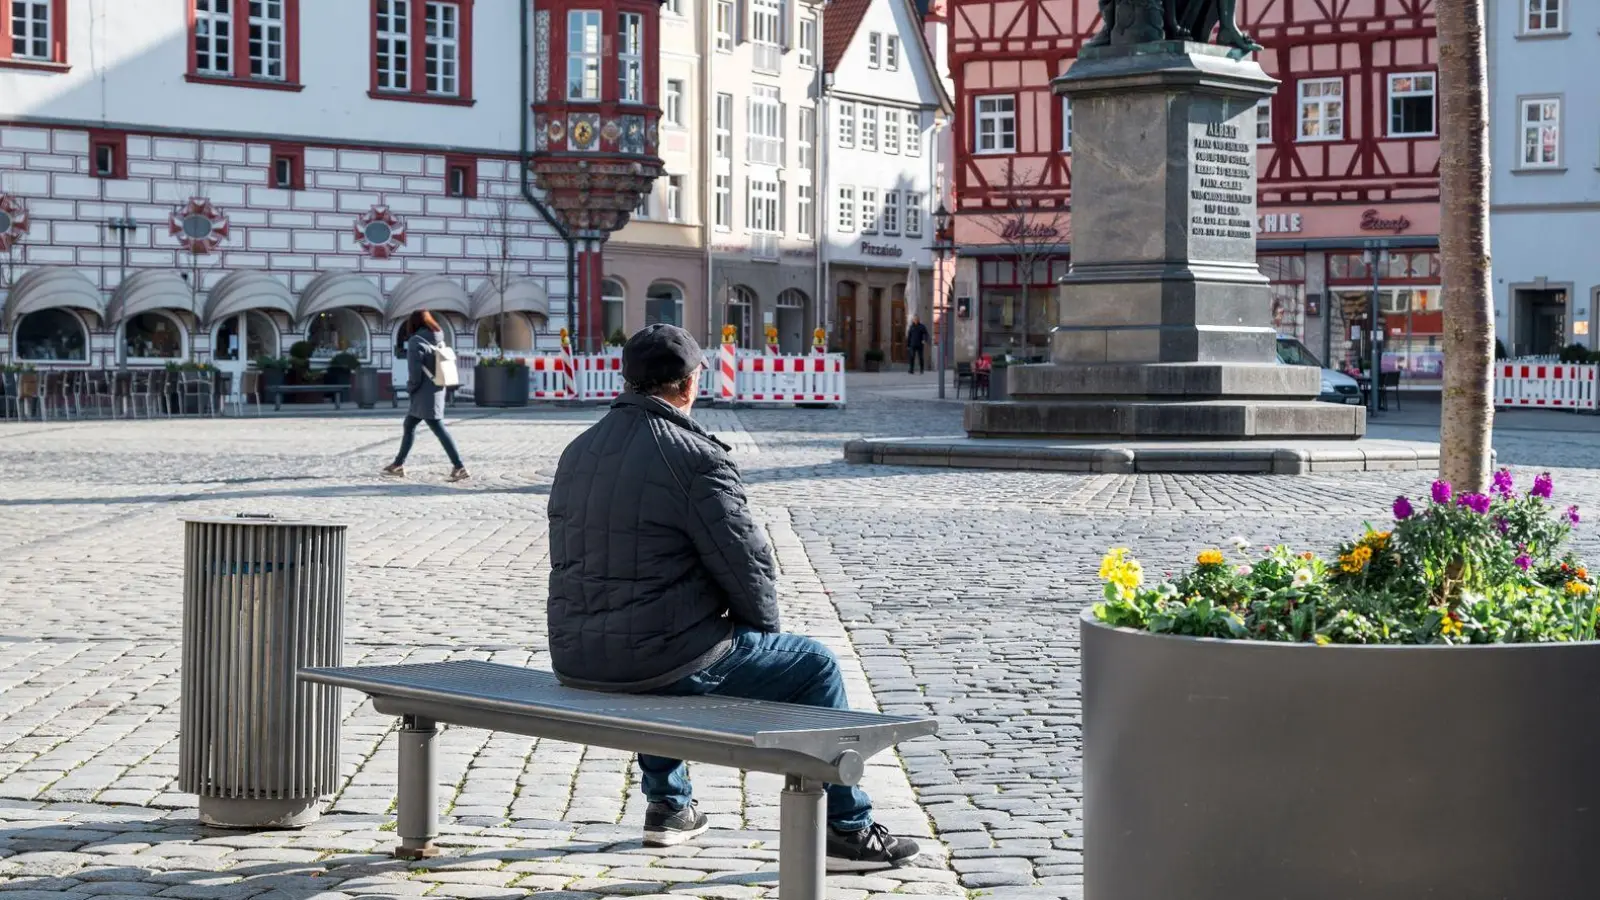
[948,0,1442,385]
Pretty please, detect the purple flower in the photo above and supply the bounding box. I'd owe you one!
[1492,468,1516,498]
[1567,505,1581,526]
[1516,554,1533,570]
[1496,518,1510,535]
[1393,496,1415,520]
[1431,480,1453,505]
[1458,493,1492,514]
[1532,472,1554,499]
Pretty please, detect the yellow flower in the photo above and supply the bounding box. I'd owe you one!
[1566,580,1592,597]
[1440,615,1463,637]
[1313,634,1331,646]
[1363,530,1392,549]
[1100,548,1130,580]
[1099,548,1144,594]
[1339,545,1373,574]
[1196,549,1226,566]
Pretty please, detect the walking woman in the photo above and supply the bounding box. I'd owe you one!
[383,310,470,481]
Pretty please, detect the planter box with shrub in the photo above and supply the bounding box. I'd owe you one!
[475,357,530,407]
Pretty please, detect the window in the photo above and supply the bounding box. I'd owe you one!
[860,105,878,152]
[1388,73,1435,137]
[868,31,881,68]
[270,143,305,190]
[566,10,601,100]
[618,12,643,103]
[837,186,855,232]
[905,112,921,156]
[14,309,87,362]
[748,85,783,167]
[886,35,899,70]
[715,92,733,159]
[883,109,900,154]
[1061,98,1072,152]
[375,0,409,90]
[667,175,684,222]
[445,154,476,198]
[837,101,855,148]
[248,0,287,79]
[423,1,460,95]
[798,17,816,68]
[798,107,814,170]
[646,282,684,327]
[193,0,232,75]
[751,0,783,72]
[1524,0,1562,33]
[860,188,879,233]
[728,286,755,346]
[975,95,1015,153]
[797,184,813,238]
[715,173,732,229]
[123,312,187,362]
[635,193,650,218]
[602,279,626,341]
[882,190,900,235]
[370,0,472,104]
[905,192,924,237]
[5,0,64,65]
[90,131,126,180]
[1256,97,1271,144]
[749,179,781,233]
[1520,98,1561,168]
[666,79,685,126]
[664,0,680,14]
[1297,78,1343,141]
[714,0,733,51]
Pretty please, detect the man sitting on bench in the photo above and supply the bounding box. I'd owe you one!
[547,324,920,869]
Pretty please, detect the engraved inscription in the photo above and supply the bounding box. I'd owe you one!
[1189,122,1255,241]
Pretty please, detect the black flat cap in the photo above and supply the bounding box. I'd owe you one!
[623,324,704,387]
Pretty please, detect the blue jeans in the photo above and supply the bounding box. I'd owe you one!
[394,415,464,469]
[638,627,874,832]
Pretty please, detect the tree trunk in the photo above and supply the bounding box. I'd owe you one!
[1435,0,1493,493]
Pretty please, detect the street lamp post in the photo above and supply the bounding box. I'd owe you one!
[1362,239,1391,418]
[106,217,138,367]
[930,204,954,400]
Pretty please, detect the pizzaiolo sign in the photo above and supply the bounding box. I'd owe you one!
[861,241,903,257]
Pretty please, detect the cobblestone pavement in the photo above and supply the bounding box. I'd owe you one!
[4,380,1600,900]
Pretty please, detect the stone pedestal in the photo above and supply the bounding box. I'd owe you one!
[964,42,1365,441]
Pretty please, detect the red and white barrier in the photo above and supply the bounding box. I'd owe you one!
[720,341,737,403]
[1495,363,1598,411]
[735,353,846,405]
[581,352,625,401]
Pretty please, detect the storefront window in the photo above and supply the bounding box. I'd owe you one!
[307,308,370,361]
[1327,251,1441,387]
[213,311,279,362]
[14,309,89,363]
[602,278,626,342]
[978,256,1063,359]
[646,282,684,327]
[728,286,756,348]
[477,312,542,352]
[1260,255,1308,342]
[123,312,186,361]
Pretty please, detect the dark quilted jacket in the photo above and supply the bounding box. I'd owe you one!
[546,393,780,691]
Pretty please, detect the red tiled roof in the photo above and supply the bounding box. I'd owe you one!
[822,0,874,74]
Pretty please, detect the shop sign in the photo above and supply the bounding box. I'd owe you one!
[861,241,903,257]
[1257,212,1303,234]
[1360,208,1413,234]
[1000,221,1060,241]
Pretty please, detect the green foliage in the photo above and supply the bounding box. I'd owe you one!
[164,361,216,373]
[1495,338,1508,361]
[0,363,36,374]
[288,340,315,361]
[1558,343,1595,363]
[253,355,292,371]
[1094,471,1596,646]
[864,348,886,362]
[607,328,629,347]
[328,351,361,371]
[477,355,527,369]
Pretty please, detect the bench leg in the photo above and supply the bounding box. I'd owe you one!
[779,775,826,900]
[394,715,440,859]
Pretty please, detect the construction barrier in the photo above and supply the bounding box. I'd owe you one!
[735,353,846,405]
[1494,362,1598,411]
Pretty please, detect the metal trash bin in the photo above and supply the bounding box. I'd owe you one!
[179,514,346,828]
[351,367,381,409]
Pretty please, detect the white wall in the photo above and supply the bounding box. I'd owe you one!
[0,0,526,151]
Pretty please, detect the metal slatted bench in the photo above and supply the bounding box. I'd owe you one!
[299,660,938,900]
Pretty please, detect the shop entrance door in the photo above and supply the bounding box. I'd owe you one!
[1515,289,1568,357]
[836,283,858,367]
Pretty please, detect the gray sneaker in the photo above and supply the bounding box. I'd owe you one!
[826,823,921,870]
[643,801,709,847]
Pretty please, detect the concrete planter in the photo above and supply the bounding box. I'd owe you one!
[987,365,1009,401]
[1081,609,1600,900]
[474,364,529,408]
[351,368,381,409]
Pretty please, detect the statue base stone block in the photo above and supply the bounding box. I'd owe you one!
[963,41,1368,446]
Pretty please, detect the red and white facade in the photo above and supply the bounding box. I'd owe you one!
[947,0,1443,384]
[0,0,570,385]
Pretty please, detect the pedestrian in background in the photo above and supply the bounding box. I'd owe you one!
[906,316,929,374]
[383,309,470,482]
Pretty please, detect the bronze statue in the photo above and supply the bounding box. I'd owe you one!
[1086,0,1263,54]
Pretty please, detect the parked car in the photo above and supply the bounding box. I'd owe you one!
[1276,335,1362,404]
